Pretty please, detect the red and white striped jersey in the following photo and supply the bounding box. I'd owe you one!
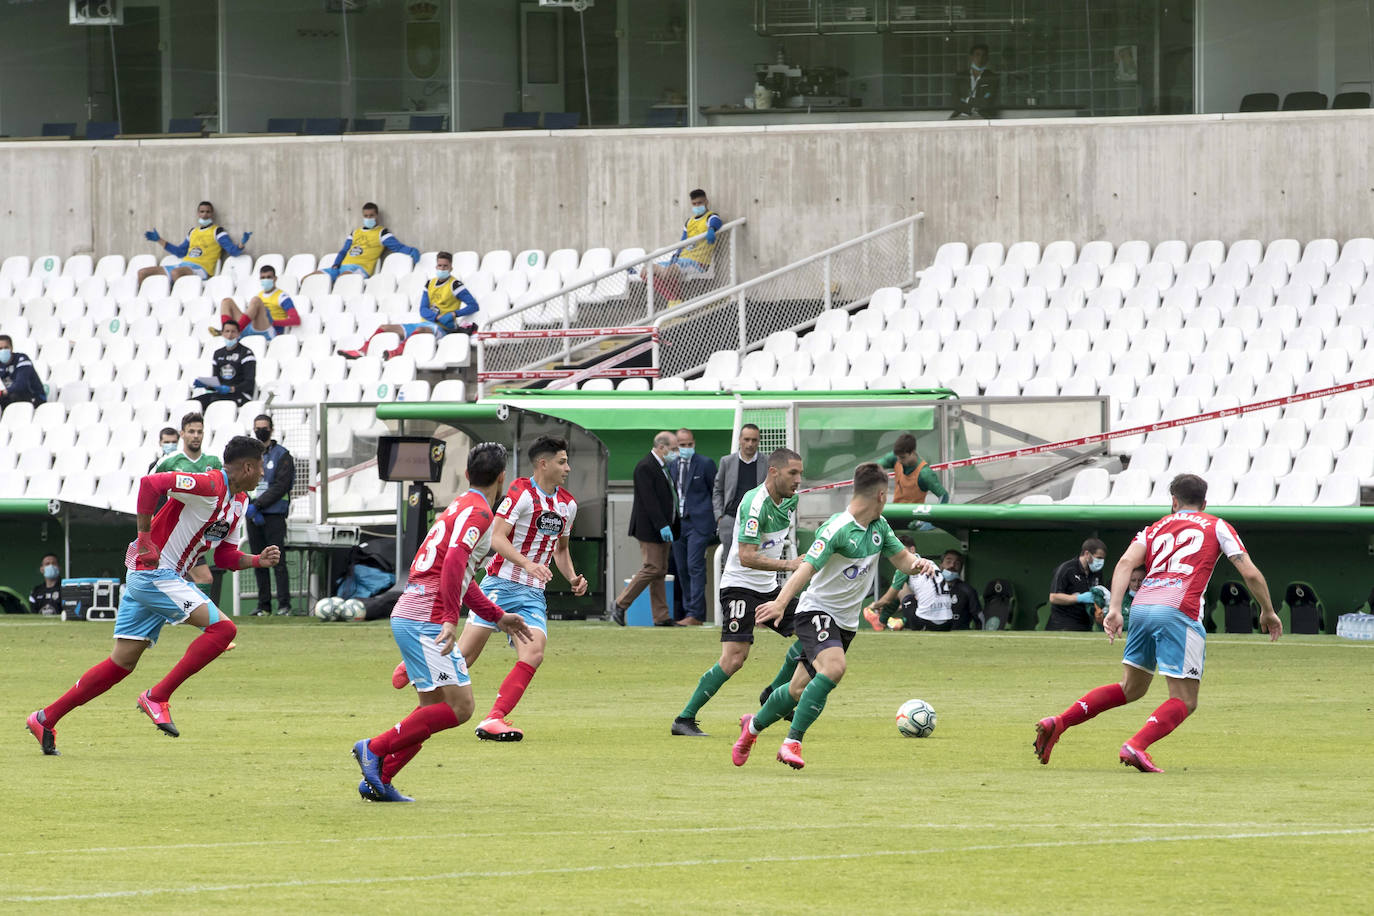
[1131,510,1246,621]
[125,470,248,577]
[486,478,577,590]
[393,489,494,624]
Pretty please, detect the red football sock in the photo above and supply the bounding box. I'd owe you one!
[359,329,383,354]
[368,703,460,757]
[42,657,133,726]
[1128,697,1190,750]
[237,315,251,331]
[651,272,682,301]
[487,661,537,720]
[381,744,423,783]
[148,619,237,703]
[1061,683,1127,728]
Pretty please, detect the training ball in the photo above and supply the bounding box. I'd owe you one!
[340,598,366,621]
[896,699,936,738]
[886,616,905,631]
[314,596,345,621]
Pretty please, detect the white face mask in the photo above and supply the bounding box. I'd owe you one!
[940,569,959,581]
[362,217,377,229]
[223,336,238,349]
[0,348,11,364]
[260,278,275,292]
[198,217,213,227]
[1088,557,1105,573]
[161,442,177,454]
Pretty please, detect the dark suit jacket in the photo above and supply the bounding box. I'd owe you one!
[952,67,999,117]
[667,453,718,536]
[628,452,679,543]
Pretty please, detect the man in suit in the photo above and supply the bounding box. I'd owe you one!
[950,42,999,119]
[668,428,717,626]
[611,431,680,627]
[712,423,764,558]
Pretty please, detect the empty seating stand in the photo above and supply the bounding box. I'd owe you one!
[84,121,121,140]
[543,112,581,130]
[267,118,304,133]
[1282,91,1329,111]
[41,122,76,137]
[303,118,346,135]
[168,117,205,134]
[408,115,445,131]
[1238,93,1279,112]
[502,112,540,129]
[1332,91,1371,109]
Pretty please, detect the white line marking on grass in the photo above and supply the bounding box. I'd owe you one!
[965,632,1373,648]
[6,827,1372,903]
[0,821,1351,858]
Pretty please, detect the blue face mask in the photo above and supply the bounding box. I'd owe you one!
[940,569,959,581]
[1127,588,1137,598]
[435,269,451,281]
[198,217,213,227]
[362,217,377,229]
[1088,557,1105,573]
[666,449,680,463]
[161,441,177,454]
[678,446,695,459]
[0,348,11,365]
[43,564,59,579]
[260,278,275,292]
[691,205,706,217]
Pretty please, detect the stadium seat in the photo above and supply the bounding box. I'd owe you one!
[1281,91,1328,111]
[431,379,467,401]
[1238,92,1279,112]
[1333,91,1371,109]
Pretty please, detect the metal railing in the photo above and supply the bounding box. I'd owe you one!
[475,218,746,396]
[650,213,922,379]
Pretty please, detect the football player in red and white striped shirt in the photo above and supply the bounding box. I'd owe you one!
[461,434,587,742]
[1032,473,1281,773]
[26,436,281,756]
[354,442,533,801]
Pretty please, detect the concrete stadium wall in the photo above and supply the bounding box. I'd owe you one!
[3,109,1373,276]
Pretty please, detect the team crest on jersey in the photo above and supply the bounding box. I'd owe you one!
[496,497,514,516]
[554,502,569,517]
[350,245,364,256]
[189,247,203,257]
[536,510,564,536]
[871,531,882,546]
[461,525,480,549]
[221,364,237,379]
[744,517,760,537]
[175,474,196,490]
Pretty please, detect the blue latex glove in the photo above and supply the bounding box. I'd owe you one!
[914,521,936,532]
[239,231,252,247]
[192,378,210,389]
[215,384,230,394]
[144,229,160,242]
[705,227,717,244]
[246,505,264,526]
[659,525,674,543]
[1076,591,1096,604]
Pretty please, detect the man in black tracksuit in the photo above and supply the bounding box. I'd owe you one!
[246,414,294,615]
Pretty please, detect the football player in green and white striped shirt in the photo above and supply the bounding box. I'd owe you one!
[731,463,937,770]
[672,448,806,737]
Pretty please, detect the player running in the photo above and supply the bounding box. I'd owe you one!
[25,437,279,755]
[391,435,585,743]
[1032,473,1282,773]
[731,463,937,770]
[672,447,808,737]
[353,442,533,802]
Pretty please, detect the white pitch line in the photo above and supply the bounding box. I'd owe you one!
[4,827,1371,903]
[0,821,1352,859]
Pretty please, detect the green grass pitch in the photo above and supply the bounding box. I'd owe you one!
[4,616,1371,914]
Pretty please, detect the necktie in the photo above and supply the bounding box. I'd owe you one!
[677,461,689,515]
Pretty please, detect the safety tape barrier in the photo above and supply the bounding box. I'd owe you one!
[474,326,657,340]
[546,339,659,390]
[796,378,1374,495]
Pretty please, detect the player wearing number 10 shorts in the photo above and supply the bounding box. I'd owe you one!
[731,463,938,770]
[1033,473,1282,773]
[672,448,806,737]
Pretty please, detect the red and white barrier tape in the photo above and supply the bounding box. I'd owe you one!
[474,326,656,340]
[797,378,1374,495]
[546,339,659,390]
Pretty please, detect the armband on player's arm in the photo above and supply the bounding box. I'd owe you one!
[463,580,504,625]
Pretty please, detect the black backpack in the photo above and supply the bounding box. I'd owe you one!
[981,579,1016,631]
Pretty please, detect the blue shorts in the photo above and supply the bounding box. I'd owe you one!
[113,568,220,646]
[400,320,447,338]
[392,617,470,691]
[166,262,210,281]
[467,578,548,636]
[321,264,370,281]
[240,324,279,340]
[1122,604,1207,680]
[654,257,710,274]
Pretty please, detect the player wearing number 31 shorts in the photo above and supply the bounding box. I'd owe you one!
[1032,473,1282,774]
[730,463,938,770]
[672,448,807,737]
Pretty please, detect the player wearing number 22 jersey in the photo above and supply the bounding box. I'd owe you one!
[732,463,937,770]
[354,443,534,802]
[1033,473,1281,774]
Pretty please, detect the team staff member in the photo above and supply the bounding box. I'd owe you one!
[215,264,299,340]
[29,554,63,616]
[193,317,256,409]
[942,549,983,629]
[639,188,724,303]
[339,252,478,360]
[879,433,949,505]
[246,415,295,616]
[712,423,764,557]
[668,427,716,626]
[311,201,419,282]
[611,431,680,627]
[0,334,46,411]
[139,200,251,286]
[1047,538,1109,631]
[148,427,180,472]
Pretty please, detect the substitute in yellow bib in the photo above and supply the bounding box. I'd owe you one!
[139,200,251,288]
[215,264,301,340]
[637,188,725,305]
[340,251,478,360]
[313,201,420,282]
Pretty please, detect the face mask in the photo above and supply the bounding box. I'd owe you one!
[254,428,271,443]
[0,348,10,364]
[691,205,706,217]
[161,442,177,454]
[260,278,275,292]
[362,217,377,229]
[941,569,959,581]
[1127,588,1137,598]
[678,446,695,459]
[435,269,451,281]
[198,217,213,227]
[223,336,238,349]
[971,62,986,73]
[42,564,59,579]
[666,449,680,463]
[1088,557,1105,573]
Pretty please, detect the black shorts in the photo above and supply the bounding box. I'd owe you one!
[720,586,796,643]
[794,610,857,677]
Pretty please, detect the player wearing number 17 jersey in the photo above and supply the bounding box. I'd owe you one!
[353,443,533,802]
[1033,473,1282,773]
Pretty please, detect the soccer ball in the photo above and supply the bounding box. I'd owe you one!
[896,699,936,738]
[340,598,366,621]
[314,596,345,621]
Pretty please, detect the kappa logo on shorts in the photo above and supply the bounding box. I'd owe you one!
[1186,666,1200,676]
[175,474,196,491]
[438,671,452,681]
[182,600,194,610]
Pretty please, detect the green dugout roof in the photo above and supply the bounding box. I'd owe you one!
[0,499,58,517]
